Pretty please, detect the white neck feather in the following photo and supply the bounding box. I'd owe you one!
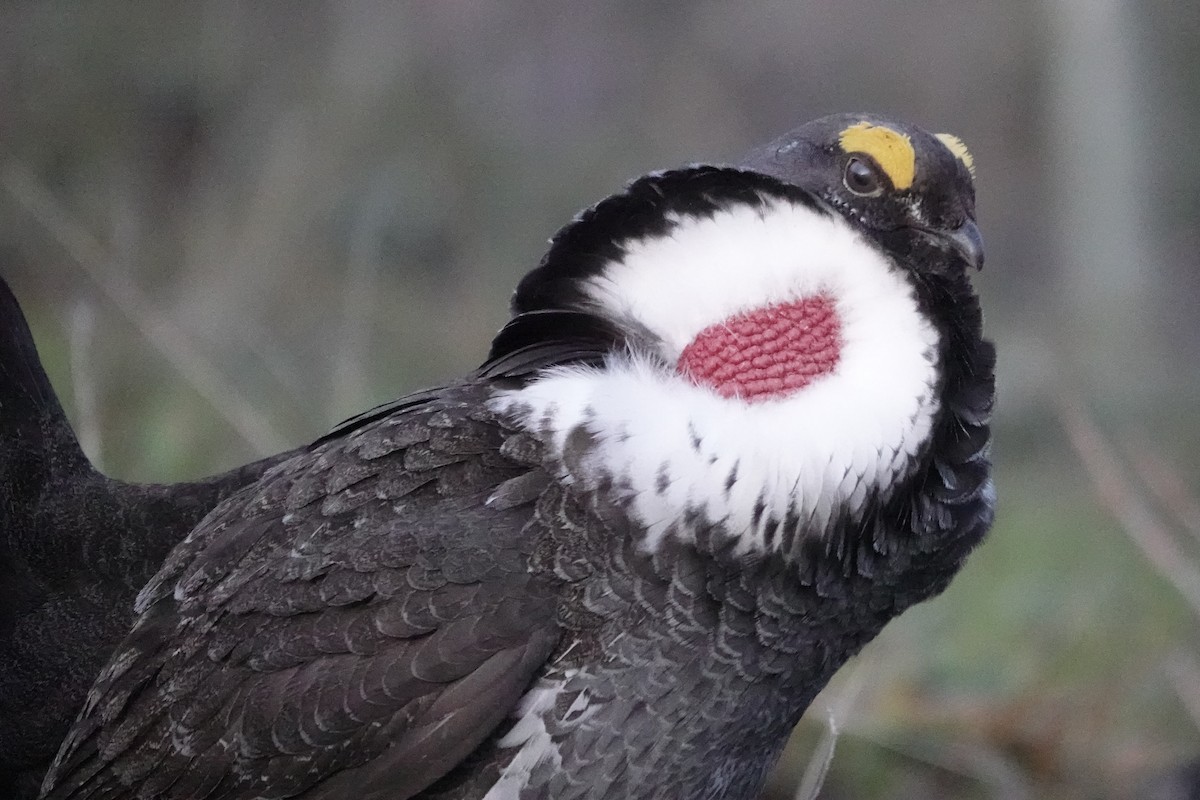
[492,197,941,555]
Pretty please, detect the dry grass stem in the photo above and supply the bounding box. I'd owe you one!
[331,211,381,419]
[794,708,840,800]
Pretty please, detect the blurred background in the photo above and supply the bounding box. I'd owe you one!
[1,2,1198,798]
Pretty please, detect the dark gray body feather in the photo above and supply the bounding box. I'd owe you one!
[40,382,564,799]
[40,337,991,800]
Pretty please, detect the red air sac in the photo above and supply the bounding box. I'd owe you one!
[677,294,842,402]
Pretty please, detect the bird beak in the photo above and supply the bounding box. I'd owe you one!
[939,219,985,271]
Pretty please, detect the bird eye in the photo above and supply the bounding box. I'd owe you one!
[843,157,883,197]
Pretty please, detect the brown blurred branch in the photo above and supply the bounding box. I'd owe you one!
[1122,436,1200,547]
[2,163,290,456]
[1055,393,1200,620]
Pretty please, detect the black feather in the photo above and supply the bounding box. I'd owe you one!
[0,274,293,800]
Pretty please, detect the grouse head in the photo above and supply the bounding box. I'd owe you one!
[744,112,982,273]
[490,113,993,563]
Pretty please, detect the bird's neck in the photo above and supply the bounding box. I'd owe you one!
[490,279,942,561]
